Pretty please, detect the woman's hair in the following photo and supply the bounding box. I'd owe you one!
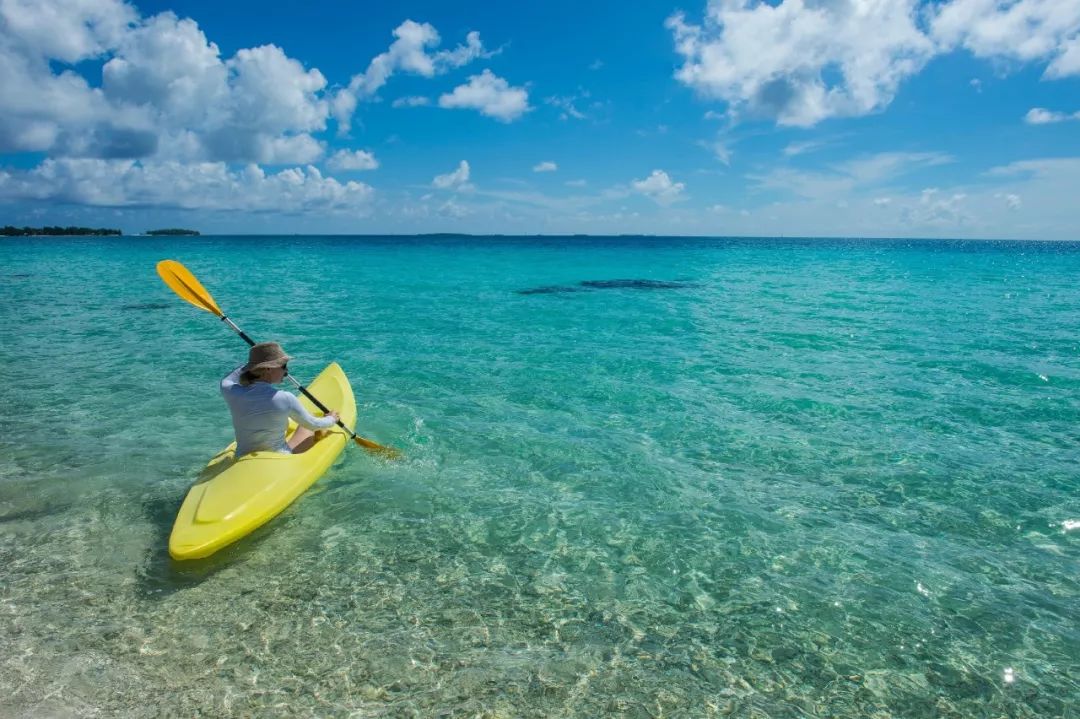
[239,369,261,386]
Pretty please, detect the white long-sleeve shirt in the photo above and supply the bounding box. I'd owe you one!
[220,366,336,456]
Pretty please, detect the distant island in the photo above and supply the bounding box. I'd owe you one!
[146,228,200,236]
[2,225,121,236]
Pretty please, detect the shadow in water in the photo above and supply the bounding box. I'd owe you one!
[134,441,358,599]
[134,449,306,599]
[134,487,290,600]
[135,489,208,599]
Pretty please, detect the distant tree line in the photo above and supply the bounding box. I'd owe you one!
[2,225,122,236]
[146,228,200,236]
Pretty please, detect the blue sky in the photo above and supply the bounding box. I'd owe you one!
[1,0,1078,239]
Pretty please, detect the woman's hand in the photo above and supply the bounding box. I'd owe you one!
[326,410,340,423]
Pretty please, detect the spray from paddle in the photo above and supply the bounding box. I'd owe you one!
[156,259,401,459]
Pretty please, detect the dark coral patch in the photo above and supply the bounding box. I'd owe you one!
[517,279,697,295]
[515,285,585,295]
[579,279,696,290]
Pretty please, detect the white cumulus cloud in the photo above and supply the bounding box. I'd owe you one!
[930,0,1080,79]
[0,158,373,211]
[631,170,685,204]
[102,12,227,128]
[546,94,589,120]
[254,133,324,165]
[669,0,1080,127]
[392,96,431,108]
[667,0,935,127]
[222,45,328,135]
[784,139,829,156]
[1025,107,1080,124]
[438,199,471,218]
[705,139,732,165]
[0,0,420,215]
[904,187,970,227]
[997,192,1022,209]
[1,0,136,64]
[751,151,953,201]
[433,160,472,190]
[533,161,557,172]
[327,149,379,170]
[438,70,530,122]
[0,1,330,164]
[332,21,489,130]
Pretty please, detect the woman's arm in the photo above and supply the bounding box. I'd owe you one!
[280,393,337,430]
[220,365,244,393]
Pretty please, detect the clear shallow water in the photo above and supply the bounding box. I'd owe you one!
[0,235,1078,717]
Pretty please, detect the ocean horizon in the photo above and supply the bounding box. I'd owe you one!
[6,232,1079,242]
[1,234,1077,717]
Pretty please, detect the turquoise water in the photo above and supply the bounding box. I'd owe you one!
[1,236,1077,717]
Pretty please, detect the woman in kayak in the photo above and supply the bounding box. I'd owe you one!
[221,341,339,456]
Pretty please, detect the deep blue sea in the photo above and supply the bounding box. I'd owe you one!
[1,235,1078,717]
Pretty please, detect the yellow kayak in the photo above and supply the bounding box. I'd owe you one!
[169,362,358,560]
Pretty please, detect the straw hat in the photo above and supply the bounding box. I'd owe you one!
[243,342,292,372]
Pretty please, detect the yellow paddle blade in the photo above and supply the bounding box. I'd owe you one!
[354,435,402,460]
[156,259,223,316]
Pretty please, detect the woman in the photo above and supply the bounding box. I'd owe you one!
[220,342,339,456]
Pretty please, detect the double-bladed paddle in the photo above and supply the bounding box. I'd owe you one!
[156,259,401,459]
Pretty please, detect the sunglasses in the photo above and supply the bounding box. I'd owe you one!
[280,363,289,374]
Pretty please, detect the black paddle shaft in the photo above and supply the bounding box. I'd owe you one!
[223,315,257,347]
